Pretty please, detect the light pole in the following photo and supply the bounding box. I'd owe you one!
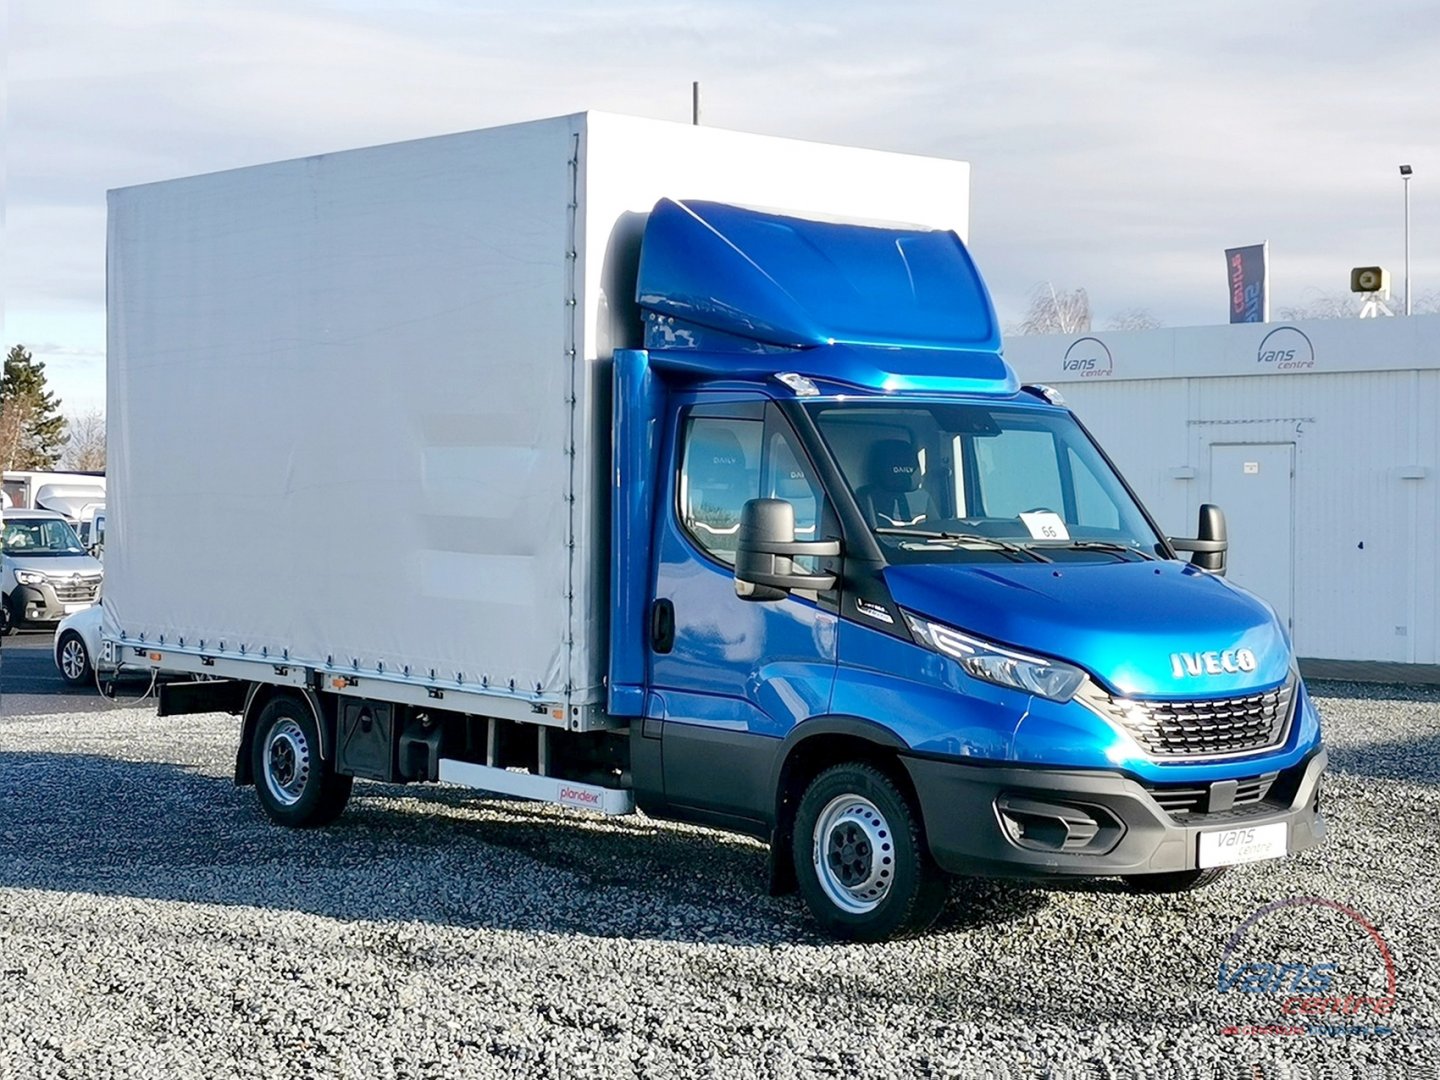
[1400,164,1413,315]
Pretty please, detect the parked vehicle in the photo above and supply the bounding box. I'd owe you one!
[54,604,104,686]
[1,509,104,635]
[77,506,106,557]
[2,471,106,521]
[104,114,1326,940]
[55,604,186,691]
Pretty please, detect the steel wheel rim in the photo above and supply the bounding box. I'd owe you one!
[263,718,311,807]
[812,793,895,915]
[61,638,88,680]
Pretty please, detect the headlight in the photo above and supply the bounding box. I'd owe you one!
[903,612,1087,702]
[14,569,48,586]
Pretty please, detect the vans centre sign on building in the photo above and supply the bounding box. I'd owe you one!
[1004,315,1440,667]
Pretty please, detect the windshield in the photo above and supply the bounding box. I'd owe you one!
[805,400,1164,564]
[1,517,87,556]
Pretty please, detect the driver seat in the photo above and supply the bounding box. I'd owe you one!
[856,440,932,528]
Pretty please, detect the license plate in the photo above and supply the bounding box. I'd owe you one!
[1199,822,1287,868]
[63,602,91,614]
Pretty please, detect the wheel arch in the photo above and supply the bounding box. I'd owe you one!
[234,683,332,786]
[766,716,917,895]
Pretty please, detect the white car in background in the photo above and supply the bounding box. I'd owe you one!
[53,604,106,687]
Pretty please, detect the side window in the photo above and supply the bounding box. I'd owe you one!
[973,428,1063,518]
[1068,447,1121,530]
[679,414,763,564]
[762,410,826,542]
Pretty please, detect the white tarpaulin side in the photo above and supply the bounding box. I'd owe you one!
[107,116,588,699]
[106,112,975,706]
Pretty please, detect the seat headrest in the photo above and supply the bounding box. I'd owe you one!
[771,440,813,500]
[689,428,749,491]
[870,439,921,493]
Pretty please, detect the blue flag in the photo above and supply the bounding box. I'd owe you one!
[1226,243,1268,323]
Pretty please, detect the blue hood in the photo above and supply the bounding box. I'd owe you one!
[884,560,1291,697]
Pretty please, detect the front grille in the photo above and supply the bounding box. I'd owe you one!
[1148,771,1279,816]
[50,575,102,603]
[1081,677,1296,759]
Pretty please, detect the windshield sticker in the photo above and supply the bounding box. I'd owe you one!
[1019,511,1069,541]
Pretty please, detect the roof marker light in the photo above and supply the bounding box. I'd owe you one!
[1025,384,1067,406]
[775,372,820,397]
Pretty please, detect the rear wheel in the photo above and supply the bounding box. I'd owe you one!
[1122,867,1228,894]
[57,631,93,686]
[792,762,948,941]
[250,696,352,827]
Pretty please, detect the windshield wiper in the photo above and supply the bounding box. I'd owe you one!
[873,528,1052,563]
[1044,539,1155,561]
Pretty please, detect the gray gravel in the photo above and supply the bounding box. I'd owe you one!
[1,681,1437,1079]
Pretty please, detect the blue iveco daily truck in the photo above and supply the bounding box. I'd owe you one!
[105,114,1325,940]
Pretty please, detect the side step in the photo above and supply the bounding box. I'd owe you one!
[437,758,634,816]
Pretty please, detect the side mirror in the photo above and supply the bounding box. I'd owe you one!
[1169,503,1228,575]
[734,498,840,601]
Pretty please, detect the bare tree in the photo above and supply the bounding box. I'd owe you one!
[1105,308,1163,331]
[1278,289,1440,320]
[1008,283,1092,336]
[1276,293,1366,320]
[61,410,107,471]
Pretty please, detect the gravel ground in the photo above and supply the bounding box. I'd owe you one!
[1,681,1437,1079]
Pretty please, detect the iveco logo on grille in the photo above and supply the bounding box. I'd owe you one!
[1171,649,1258,678]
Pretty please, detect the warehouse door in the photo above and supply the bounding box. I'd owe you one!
[1208,443,1294,629]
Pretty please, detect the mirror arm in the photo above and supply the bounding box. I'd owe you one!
[1168,537,1227,553]
[738,569,837,592]
[743,538,841,558]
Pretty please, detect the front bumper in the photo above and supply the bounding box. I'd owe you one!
[903,746,1327,877]
[6,584,94,629]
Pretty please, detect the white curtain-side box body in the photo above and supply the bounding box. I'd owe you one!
[106,112,971,711]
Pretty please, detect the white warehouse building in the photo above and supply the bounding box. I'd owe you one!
[1004,315,1440,671]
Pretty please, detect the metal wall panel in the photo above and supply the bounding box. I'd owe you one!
[1007,318,1440,663]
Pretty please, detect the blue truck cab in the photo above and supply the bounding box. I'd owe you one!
[610,199,1326,940]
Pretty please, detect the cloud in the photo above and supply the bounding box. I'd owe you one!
[7,0,1439,374]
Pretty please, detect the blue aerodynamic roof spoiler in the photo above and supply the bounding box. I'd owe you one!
[634,198,1017,396]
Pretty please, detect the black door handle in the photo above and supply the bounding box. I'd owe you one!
[651,598,675,654]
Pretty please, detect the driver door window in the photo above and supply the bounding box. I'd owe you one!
[679,405,827,566]
[679,415,763,564]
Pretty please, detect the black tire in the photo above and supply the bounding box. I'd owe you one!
[57,630,93,687]
[0,596,13,637]
[1122,867,1229,895]
[792,762,949,942]
[250,696,353,827]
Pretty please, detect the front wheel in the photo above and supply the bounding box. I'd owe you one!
[0,596,13,637]
[250,696,353,827]
[792,762,949,942]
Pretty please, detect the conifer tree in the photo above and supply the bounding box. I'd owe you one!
[1,345,68,470]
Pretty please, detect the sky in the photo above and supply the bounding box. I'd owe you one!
[4,0,1438,416]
